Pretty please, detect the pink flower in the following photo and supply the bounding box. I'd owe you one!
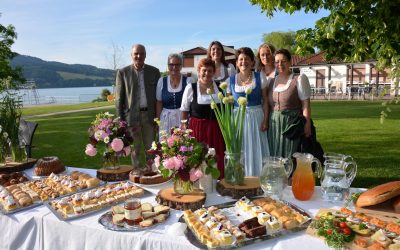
[189,168,203,182]
[167,136,176,147]
[85,144,97,157]
[163,156,184,170]
[154,155,160,168]
[123,146,131,156]
[111,138,124,152]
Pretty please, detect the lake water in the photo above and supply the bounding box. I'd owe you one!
[17,86,114,105]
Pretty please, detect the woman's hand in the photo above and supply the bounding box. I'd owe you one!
[261,119,268,131]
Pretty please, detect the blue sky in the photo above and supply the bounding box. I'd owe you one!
[2,0,328,71]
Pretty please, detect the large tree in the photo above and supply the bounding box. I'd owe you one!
[262,31,296,53]
[1,15,24,92]
[250,0,400,79]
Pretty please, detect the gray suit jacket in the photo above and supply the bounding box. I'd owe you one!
[115,64,161,126]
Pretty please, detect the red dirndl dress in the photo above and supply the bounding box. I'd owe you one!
[188,83,225,179]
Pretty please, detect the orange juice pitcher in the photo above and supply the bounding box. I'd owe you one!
[291,153,322,201]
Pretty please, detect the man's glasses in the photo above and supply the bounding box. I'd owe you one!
[168,63,181,67]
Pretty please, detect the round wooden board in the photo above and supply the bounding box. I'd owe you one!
[156,187,206,211]
[0,158,37,173]
[216,176,263,199]
[96,165,133,182]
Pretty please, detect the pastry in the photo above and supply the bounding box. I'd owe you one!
[154,214,167,223]
[86,177,100,188]
[141,202,153,212]
[154,205,170,214]
[112,214,125,226]
[34,156,65,176]
[142,211,157,219]
[139,218,154,227]
[112,205,124,215]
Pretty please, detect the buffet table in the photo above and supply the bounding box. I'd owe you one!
[0,167,362,250]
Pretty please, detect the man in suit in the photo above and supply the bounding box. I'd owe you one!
[115,44,161,167]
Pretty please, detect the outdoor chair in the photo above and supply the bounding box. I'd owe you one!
[18,119,38,158]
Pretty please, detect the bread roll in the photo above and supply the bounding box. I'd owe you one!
[356,181,400,207]
[86,177,100,187]
[393,195,400,213]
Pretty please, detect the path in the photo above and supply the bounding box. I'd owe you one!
[23,105,114,119]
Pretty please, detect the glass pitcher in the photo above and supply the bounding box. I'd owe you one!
[321,159,357,202]
[324,152,353,163]
[292,153,322,201]
[260,157,293,198]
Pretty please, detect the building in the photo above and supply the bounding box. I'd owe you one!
[181,45,236,80]
[291,51,393,95]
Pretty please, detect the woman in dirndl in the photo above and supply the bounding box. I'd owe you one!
[268,48,312,158]
[227,47,270,176]
[156,53,189,136]
[180,58,225,179]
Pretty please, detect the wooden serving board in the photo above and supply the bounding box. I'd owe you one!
[0,158,37,173]
[216,176,263,199]
[355,199,400,219]
[155,187,206,211]
[96,165,133,181]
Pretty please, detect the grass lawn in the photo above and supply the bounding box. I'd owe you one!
[22,102,113,116]
[23,101,400,188]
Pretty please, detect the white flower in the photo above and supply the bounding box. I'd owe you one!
[206,88,213,95]
[181,120,187,124]
[217,92,224,100]
[151,141,157,150]
[222,97,229,104]
[94,131,103,140]
[219,82,228,90]
[210,101,217,110]
[104,137,110,143]
[245,86,253,95]
[3,132,8,139]
[237,97,248,106]
[207,148,216,157]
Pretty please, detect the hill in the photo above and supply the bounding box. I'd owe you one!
[10,55,115,88]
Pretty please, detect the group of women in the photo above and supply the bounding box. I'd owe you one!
[155,41,312,179]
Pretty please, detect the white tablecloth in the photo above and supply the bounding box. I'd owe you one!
[0,167,362,250]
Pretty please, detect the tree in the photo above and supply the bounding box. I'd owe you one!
[0,15,25,91]
[249,0,400,76]
[249,0,400,120]
[262,31,296,53]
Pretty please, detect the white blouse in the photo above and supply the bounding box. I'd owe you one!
[180,81,221,112]
[226,72,268,94]
[272,73,311,100]
[156,76,190,101]
[214,63,236,81]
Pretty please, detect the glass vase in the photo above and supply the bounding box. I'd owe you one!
[103,153,120,170]
[10,143,27,163]
[224,151,245,185]
[173,178,194,195]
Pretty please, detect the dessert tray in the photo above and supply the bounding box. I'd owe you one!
[0,171,104,215]
[46,181,150,221]
[307,207,400,250]
[98,203,171,231]
[180,196,311,249]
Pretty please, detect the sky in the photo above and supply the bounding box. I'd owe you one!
[2,0,328,71]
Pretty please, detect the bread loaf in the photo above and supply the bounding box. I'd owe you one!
[393,195,400,213]
[356,181,400,207]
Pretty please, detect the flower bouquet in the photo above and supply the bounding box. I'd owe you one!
[207,82,251,185]
[85,112,133,169]
[148,127,219,194]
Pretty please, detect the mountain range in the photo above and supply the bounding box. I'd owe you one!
[10,55,115,88]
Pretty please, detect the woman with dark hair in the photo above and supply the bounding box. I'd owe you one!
[207,41,236,83]
[227,47,269,176]
[156,53,189,136]
[257,43,276,79]
[268,48,312,158]
[180,58,225,178]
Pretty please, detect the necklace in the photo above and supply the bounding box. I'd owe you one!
[239,72,252,85]
[170,77,180,88]
[200,82,214,94]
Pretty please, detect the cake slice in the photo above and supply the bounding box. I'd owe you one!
[141,202,153,212]
[112,214,125,226]
[154,205,170,214]
[112,205,124,215]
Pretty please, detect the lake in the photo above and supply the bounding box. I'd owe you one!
[17,86,114,105]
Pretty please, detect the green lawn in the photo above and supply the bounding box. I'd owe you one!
[22,102,113,116]
[23,101,400,188]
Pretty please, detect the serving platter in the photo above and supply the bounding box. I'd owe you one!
[180,197,312,249]
[0,158,37,173]
[98,207,170,231]
[46,182,151,221]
